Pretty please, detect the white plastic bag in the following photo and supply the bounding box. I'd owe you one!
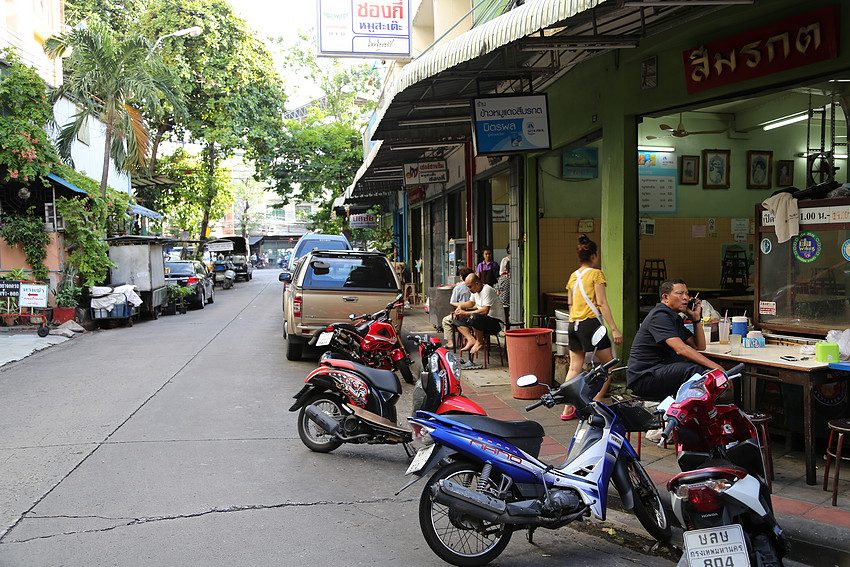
[826,329,850,361]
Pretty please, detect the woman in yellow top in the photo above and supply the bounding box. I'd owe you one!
[560,235,623,420]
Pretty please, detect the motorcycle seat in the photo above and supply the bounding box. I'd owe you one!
[446,415,545,457]
[668,460,749,489]
[322,358,401,394]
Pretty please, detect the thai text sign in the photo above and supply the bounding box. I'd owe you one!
[318,0,410,58]
[350,213,378,228]
[19,283,48,308]
[762,204,850,226]
[638,151,678,213]
[683,5,838,94]
[0,280,20,298]
[207,241,234,252]
[472,94,551,154]
[404,161,447,186]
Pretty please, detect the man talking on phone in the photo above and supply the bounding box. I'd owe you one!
[627,278,721,402]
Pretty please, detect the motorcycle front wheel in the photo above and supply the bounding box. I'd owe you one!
[396,358,416,385]
[625,458,672,543]
[419,461,512,567]
[297,393,344,453]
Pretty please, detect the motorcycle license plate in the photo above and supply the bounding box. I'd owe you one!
[316,332,333,347]
[405,444,435,475]
[683,524,750,567]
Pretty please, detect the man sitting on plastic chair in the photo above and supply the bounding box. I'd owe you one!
[451,273,502,369]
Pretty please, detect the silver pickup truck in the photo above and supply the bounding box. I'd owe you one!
[279,250,402,360]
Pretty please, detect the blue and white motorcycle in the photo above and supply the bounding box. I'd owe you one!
[398,328,671,566]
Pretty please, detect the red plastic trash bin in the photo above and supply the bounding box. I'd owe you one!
[506,328,553,399]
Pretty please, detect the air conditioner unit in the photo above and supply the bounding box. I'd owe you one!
[44,203,65,231]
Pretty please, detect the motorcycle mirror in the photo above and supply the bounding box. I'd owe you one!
[516,375,538,387]
[591,326,607,346]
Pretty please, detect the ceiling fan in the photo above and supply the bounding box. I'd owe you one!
[646,113,728,139]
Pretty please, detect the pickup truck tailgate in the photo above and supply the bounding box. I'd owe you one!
[300,289,401,328]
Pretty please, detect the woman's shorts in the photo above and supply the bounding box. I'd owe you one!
[567,318,612,353]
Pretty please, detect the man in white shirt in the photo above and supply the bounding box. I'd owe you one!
[451,273,502,358]
[442,266,473,348]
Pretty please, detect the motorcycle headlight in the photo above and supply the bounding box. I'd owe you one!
[445,351,462,379]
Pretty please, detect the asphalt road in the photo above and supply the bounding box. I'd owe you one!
[0,269,674,566]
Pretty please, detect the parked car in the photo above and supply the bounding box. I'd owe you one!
[284,233,351,273]
[231,254,253,281]
[164,260,215,308]
[279,249,401,360]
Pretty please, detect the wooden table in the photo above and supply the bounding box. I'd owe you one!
[703,343,848,485]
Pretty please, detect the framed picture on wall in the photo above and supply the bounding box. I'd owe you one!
[776,160,794,187]
[702,149,730,189]
[680,155,699,184]
[747,150,773,189]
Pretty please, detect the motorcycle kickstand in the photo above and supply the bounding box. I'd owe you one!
[403,443,415,458]
[526,527,537,544]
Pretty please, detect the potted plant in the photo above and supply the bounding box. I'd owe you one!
[53,282,82,324]
[165,284,192,315]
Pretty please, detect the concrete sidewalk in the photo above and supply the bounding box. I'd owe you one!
[0,328,71,368]
[402,303,850,566]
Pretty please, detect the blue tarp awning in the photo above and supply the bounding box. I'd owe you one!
[47,173,86,194]
[129,204,163,220]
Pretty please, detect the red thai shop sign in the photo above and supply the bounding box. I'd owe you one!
[683,5,839,94]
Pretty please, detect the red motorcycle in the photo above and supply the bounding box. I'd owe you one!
[290,335,485,455]
[659,364,789,567]
[308,294,416,384]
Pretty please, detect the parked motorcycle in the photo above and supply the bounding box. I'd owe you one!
[212,259,235,289]
[658,364,789,567]
[399,327,670,566]
[408,334,486,417]
[308,294,416,384]
[289,348,485,455]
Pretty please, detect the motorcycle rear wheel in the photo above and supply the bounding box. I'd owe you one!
[419,461,512,567]
[752,533,783,567]
[396,358,416,385]
[625,458,671,543]
[297,393,344,453]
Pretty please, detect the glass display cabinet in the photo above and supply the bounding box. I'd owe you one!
[755,196,850,336]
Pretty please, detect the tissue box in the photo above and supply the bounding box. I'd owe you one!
[816,342,839,362]
[743,337,765,348]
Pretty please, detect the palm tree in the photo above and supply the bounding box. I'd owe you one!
[44,20,186,197]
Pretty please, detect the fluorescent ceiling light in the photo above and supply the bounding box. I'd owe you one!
[412,101,470,110]
[763,113,808,131]
[638,145,675,152]
[798,152,848,159]
[624,0,753,5]
[390,143,459,151]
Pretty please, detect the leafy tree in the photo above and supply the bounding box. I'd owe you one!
[0,207,51,281]
[231,177,266,238]
[44,19,187,198]
[153,148,233,240]
[0,48,58,185]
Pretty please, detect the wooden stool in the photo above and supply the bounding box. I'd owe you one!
[745,411,774,491]
[403,283,417,305]
[823,417,850,506]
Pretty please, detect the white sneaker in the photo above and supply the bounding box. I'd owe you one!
[645,428,664,443]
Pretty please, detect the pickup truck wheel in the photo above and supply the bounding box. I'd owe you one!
[397,359,416,385]
[286,334,303,361]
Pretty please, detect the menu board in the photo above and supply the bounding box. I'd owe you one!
[638,151,677,212]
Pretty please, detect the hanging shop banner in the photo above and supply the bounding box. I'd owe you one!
[317,0,410,58]
[350,213,378,228]
[638,151,677,213]
[472,94,551,155]
[683,5,838,94]
[404,161,447,185]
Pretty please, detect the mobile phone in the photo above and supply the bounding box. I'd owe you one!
[780,355,798,361]
[687,292,699,311]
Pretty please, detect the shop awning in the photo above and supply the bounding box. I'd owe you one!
[47,172,86,194]
[129,204,163,220]
[350,0,730,197]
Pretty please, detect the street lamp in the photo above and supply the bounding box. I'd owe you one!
[146,26,202,60]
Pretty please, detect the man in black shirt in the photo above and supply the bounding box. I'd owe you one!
[627,278,721,400]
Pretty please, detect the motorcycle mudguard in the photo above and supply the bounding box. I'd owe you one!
[288,371,338,411]
[390,348,406,362]
[436,395,486,416]
[395,444,457,495]
[611,457,637,511]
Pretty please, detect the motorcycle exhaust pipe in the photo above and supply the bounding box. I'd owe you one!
[431,481,506,524]
[305,406,342,437]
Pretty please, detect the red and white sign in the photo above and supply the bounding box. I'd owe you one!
[683,6,838,94]
[19,283,48,308]
[404,161,447,186]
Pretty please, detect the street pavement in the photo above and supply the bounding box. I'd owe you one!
[1,275,846,565]
[0,269,682,567]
